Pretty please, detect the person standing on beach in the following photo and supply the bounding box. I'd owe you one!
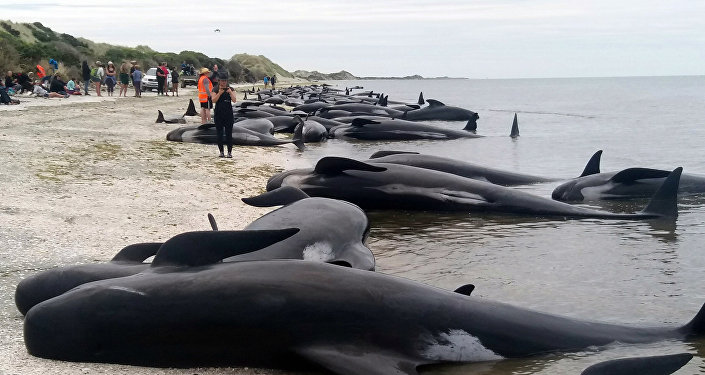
[197,67,213,124]
[209,64,220,93]
[270,74,276,90]
[118,61,130,97]
[263,75,269,88]
[211,72,236,158]
[105,61,117,96]
[81,61,91,95]
[156,62,167,96]
[131,65,142,97]
[92,61,105,97]
[171,67,179,97]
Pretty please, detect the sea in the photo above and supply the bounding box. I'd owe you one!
[283,76,705,374]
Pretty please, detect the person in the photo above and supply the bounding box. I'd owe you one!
[0,80,20,105]
[170,67,179,97]
[92,61,105,96]
[118,61,130,97]
[197,67,213,124]
[209,64,219,92]
[32,82,65,98]
[211,73,236,158]
[17,71,32,93]
[181,61,188,74]
[156,62,166,95]
[131,65,142,97]
[270,74,276,89]
[66,78,80,95]
[129,60,137,83]
[81,61,91,95]
[4,71,15,91]
[263,75,269,88]
[104,61,117,96]
[49,73,69,97]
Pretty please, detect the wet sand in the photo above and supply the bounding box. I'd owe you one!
[0,86,314,374]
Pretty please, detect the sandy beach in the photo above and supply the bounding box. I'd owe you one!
[0,86,314,375]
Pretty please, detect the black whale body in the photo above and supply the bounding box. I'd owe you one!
[166,123,304,150]
[266,157,680,219]
[329,118,482,141]
[581,353,693,375]
[24,260,705,374]
[553,150,705,201]
[367,151,557,185]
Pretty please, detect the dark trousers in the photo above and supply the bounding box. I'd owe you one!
[216,123,233,154]
[156,76,165,95]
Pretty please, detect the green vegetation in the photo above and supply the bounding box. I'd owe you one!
[232,53,294,79]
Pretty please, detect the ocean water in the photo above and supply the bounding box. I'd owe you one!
[283,76,705,374]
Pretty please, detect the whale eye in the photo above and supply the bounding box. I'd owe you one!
[330,260,352,268]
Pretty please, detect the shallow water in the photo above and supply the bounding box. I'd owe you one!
[285,76,705,374]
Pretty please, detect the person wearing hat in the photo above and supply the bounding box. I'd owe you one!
[92,61,105,97]
[197,67,213,124]
[211,71,236,158]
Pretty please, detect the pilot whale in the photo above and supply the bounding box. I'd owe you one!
[24,260,705,374]
[266,157,681,219]
[553,150,705,201]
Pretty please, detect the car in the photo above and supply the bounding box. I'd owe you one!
[141,67,172,91]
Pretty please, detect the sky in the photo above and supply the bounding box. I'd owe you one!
[3,0,704,79]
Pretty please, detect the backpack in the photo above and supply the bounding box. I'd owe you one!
[90,68,99,79]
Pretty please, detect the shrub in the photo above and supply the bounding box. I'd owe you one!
[1,22,20,37]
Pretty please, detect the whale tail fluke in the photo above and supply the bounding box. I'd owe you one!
[156,110,165,123]
[580,150,603,177]
[510,113,519,138]
[640,167,681,218]
[184,99,198,116]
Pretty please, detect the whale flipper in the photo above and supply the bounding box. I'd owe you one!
[314,157,387,175]
[640,167,682,218]
[369,150,420,159]
[510,113,519,138]
[454,284,475,296]
[292,120,305,151]
[242,186,310,207]
[610,168,671,184]
[581,353,693,375]
[580,150,603,177]
[111,243,162,263]
[297,346,423,375]
[152,229,299,267]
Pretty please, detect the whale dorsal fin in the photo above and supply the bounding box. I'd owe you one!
[314,157,387,175]
[184,99,198,116]
[580,150,603,177]
[111,243,162,263]
[510,113,519,138]
[454,284,475,296]
[426,99,445,107]
[156,110,165,123]
[296,346,423,375]
[151,229,299,267]
[610,168,671,184]
[417,91,425,105]
[351,118,381,127]
[242,186,310,207]
[640,167,682,218]
[369,150,420,159]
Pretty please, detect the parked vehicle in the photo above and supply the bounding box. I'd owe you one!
[142,67,172,91]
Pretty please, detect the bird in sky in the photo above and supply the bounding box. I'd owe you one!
[214,29,221,32]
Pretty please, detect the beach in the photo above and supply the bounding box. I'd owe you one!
[0,86,310,375]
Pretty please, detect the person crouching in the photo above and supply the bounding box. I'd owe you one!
[211,72,236,158]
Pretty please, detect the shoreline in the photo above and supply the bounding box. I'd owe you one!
[0,86,310,375]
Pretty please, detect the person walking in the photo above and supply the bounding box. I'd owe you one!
[118,61,130,97]
[197,67,213,124]
[105,61,117,96]
[211,73,236,158]
[156,62,167,96]
[170,67,179,97]
[131,65,143,97]
[81,61,91,95]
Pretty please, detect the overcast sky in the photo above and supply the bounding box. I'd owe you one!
[4,0,704,78]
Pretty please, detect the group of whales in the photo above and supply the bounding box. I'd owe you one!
[17,184,699,375]
[158,84,511,150]
[18,146,702,374]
